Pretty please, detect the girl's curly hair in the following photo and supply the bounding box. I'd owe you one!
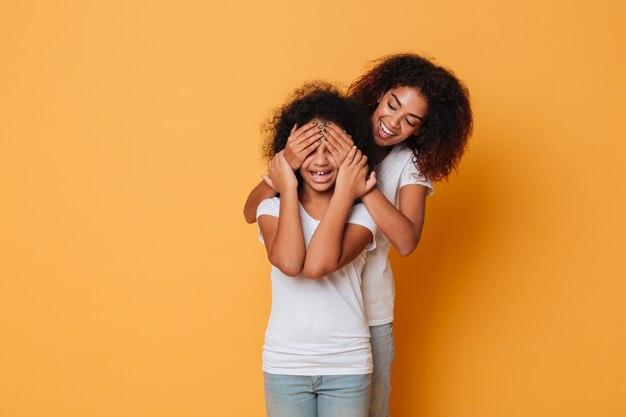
[348,54,473,181]
[263,81,377,166]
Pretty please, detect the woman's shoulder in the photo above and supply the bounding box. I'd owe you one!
[392,142,415,158]
[377,143,416,174]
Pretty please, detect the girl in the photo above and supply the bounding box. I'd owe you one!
[246,54,473,417]
[257,83,379,417]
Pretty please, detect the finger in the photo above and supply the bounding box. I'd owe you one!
[278,152,289,164]
[326,124,354,148]
[296,125,325,147]
[290,128,322,151]
[301,137,322,156]
[297,131,325,153]
[325,138,341,159]
[351,149,363,167]
[294,121,322,141]
[365,171,377,193]
[270,154,279,170]
[358,154,368,168]
[285,125,298,144]
[322,128,346,152]
[343,146,357,166]
[286,122,313,145]
[261,174,275,191]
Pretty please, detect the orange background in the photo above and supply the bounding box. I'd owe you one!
[1,1,625,416]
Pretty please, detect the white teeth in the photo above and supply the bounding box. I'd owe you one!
[312,170,330,175]
[380,121,395,136]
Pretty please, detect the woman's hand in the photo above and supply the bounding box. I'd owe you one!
[283,122,324,170]
[323,123,355,167]
[335,147,377,200]
[264,151,299,194]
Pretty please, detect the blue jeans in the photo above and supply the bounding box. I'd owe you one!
[264,373,372,417]
[369,323,394,417]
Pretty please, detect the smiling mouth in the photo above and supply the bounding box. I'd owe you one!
[379,121,396,138]
[309,170,333,183]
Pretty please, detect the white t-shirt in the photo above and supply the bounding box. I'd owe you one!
[257,197,377,376]
[361,143,434,326]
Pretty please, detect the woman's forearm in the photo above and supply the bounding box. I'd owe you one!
[244,180,277,224]
[361,187,425,256]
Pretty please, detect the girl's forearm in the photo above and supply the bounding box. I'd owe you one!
[303,191,353,278]
[361,188,423,256]
[244,181,277,224]
[269,189,305,276]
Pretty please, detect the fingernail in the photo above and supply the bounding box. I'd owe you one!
[319,131,324,135]
[326,121,332,125]
[317,139,322,143]
[312,121,318,125]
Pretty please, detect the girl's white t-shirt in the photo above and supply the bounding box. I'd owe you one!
[362,143,434,326]
[257,198,377,376]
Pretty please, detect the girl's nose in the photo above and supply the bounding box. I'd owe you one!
[314,142,330,164]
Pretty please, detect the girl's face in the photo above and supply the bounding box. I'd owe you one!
[298,119,339,194]
[371,86,428,147]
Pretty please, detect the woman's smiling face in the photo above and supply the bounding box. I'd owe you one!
[371,86,428,147]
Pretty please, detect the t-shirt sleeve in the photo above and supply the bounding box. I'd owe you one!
[256,197,280,244]
[347,203,377,251]
[400,159,434,196]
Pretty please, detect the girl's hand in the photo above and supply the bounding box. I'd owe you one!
[323,123,355,167]
[335,147,377,200]
[265,151,299,193]
[260,174,277,192]
[284,122,324,170]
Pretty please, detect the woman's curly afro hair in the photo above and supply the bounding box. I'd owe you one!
[263,81,377,166]
[348,53,473,181]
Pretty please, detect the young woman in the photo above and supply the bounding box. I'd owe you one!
[257,83,380,417]
[246,54,473,417]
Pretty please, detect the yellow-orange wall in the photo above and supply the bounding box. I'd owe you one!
[1,1,625,416]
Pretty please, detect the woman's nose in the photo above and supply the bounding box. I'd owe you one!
[389,112,402,128]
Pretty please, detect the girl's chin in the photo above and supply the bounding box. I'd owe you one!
[303,181,335,192]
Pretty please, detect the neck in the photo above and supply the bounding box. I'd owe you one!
[299,184,334,219]
[299,184,333,204]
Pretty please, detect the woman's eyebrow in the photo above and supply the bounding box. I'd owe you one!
[391,93,423,121]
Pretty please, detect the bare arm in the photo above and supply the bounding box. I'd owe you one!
[361,184,427,256]
[303,194,373,279]
[303,148,376,278]
[258,189,305,276]
[323,122,428,256]
[257,152,305,276]
[243,180,276,224]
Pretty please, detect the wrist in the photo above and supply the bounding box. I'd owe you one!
[280,186,299,197]
[361,187,379,203]
[331,188,356,205]
[286,158,300,171]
